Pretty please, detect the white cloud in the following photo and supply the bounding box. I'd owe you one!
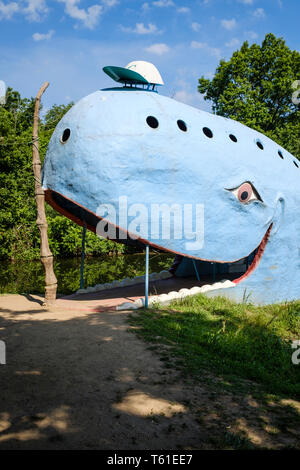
[23,0,48,21]
[101,0,118,6]
[58,0,103,29]
[142,2,149,10]
[145,43,169,55]
[0,1,19,19]
[191,22,201,32]
[152,0,174,7]
[221,18,237,30]
[238,0,253,4]
[0,0,48,22]
[2,37,218,113]
[32,29,54,40]
[225,37,240,47]
[191,41,206,49]
[177,7,189,13]
[121,22,160,34]
[191,41,221,58]
[173,89,196,105]
[245,30,258,39]
[172,78,208,109]
[253,7,265,18]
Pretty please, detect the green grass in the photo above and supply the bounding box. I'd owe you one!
[129,295,300,398]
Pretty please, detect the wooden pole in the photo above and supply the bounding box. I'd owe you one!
[32,82,57,306]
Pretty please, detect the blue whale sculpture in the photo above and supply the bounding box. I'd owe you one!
[42,65,300,305]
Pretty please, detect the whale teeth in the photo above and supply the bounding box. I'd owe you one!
[159,270,173,279]
[178,288,190,298]
[76,269,172,295]
[149,272,160,281]
[190,286,203,295]
[117,279,236,310]
[149,295,159,305]
[166,291,180,301]
[199,284,212,293]
[116,301,139,311]
[76,271,236,311]
[220,280,236,289]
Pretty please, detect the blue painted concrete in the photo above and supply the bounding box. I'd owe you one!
[42,86,300,304]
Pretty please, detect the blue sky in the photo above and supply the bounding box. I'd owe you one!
[0,0,299,112]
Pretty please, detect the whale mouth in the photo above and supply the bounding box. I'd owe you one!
[45,189,272,296]
[168,223,272,287]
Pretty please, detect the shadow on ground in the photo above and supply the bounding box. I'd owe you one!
[0,295,299,450]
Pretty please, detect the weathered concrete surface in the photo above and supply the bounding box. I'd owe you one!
[42,88,300,304]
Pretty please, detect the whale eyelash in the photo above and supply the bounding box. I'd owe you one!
[226,182,263,204]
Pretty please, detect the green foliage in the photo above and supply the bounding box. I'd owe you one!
[44,103,74,130]
[0,87,129,260]
[47,213,125,257]
[130,295,300,397]
[198,33,300,158]
[0,253,174,295]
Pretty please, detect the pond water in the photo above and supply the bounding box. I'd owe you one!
[0,252,175,295]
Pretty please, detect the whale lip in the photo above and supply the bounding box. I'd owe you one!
[44,188,272,285]
[232,223,272,284]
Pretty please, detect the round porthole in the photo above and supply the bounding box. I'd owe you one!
[146,116,159,129]
[203,127,213,138]
[60,128,70,143]
[256,140,264,150]
[229,134,237,142]
[278,150,284,159]
[294,160,299,168]
[177,120,187,132]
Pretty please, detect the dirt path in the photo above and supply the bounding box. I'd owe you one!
[0,295,299,450]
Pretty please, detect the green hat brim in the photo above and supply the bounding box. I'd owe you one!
[103,66,149,85]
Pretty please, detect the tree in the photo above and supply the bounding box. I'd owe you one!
[198,33,300,158]
[44,102,74,130]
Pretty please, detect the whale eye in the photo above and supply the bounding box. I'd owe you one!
[228,182,263,204]
[60,128,70,143]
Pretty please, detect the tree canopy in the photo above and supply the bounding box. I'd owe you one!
[198,33,300,158]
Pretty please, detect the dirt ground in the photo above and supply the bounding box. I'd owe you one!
[0,294,299,450]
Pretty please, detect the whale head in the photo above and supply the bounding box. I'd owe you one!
[42,86,300,304]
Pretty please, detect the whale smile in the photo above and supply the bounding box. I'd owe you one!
[45,188,273,307]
